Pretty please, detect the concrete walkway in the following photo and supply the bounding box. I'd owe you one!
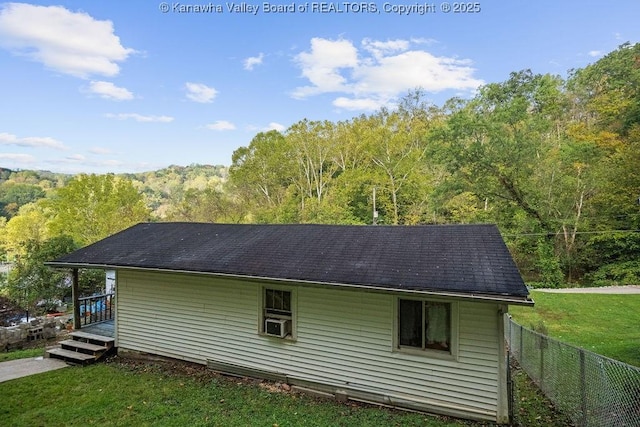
[0,356,68,383]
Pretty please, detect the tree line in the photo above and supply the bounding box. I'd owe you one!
[1,43,639,316]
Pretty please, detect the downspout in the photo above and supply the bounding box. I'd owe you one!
[72,268,81,330]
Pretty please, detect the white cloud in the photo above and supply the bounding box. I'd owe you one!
[292,37,359,98]
[104,113,174,123]
[205,120,236,131]
[65,154,86,162]
[0,3,135,78]
[362,38,409,59]
[89,147,113,155]
[185,82,217,103]
[292,37,484,111]
[264,122,286,132]
[0,132,67,150]
[244,53,264,71]
[333,97,387,111]
[88,81,134,100]
[588,50,603,57]
[0,153,36,163]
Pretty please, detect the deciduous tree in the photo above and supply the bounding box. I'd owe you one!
[47,174,150,245]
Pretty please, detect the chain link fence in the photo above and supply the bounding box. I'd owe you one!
[506,316,640,426]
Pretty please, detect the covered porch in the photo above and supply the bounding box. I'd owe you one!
[69,268,115,338]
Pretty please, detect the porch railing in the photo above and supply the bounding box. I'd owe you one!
[78,293,115,327]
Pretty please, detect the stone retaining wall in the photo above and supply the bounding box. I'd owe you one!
[0,316,69,351]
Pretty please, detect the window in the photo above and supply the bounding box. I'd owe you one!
[261,288,294,339]
[265,289,291,318]
[397,299,454,354]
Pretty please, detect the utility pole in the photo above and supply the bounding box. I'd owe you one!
[373,187,378,225]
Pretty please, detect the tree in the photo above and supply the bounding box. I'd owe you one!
[567,42,640,135]
[0,183,46,218]
[1,202,51,259]
[167,185,247,223]
[230,130,293,218]
[285,119,341,218]
[437,71,557,231]
[5,236,78,316]
[47,174,150,245]
[364,100,437,225]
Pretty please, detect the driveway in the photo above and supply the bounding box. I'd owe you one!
[537,285,640,294]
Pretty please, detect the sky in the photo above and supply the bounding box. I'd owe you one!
[0,1,639,174]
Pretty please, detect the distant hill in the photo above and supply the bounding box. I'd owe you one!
[0,164,228,219]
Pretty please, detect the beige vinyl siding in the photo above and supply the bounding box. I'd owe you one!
[116,270,503,421]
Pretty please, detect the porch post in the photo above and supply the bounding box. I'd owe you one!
[72,268,81,330]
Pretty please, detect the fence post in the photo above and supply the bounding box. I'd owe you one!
[519,324,523,361]
[506,348,514,424]
[540,339,544,390]
[580,349,587,426]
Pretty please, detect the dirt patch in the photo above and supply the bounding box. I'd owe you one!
[0,296,24,326]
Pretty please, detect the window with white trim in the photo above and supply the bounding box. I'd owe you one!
[397,299,455,354]
[261,288,294,339]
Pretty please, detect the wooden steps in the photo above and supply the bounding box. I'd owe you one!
[47,348,97,363]
[46,331,115,365]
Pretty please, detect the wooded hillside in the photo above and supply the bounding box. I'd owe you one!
[1,43,639,289]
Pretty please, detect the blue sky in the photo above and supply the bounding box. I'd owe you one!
[1,1,639,174]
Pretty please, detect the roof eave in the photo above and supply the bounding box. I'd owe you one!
[45,262,533,306]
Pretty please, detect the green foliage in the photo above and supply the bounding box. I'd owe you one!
[1,202,51,258]
[0,183,45,218]
[568,42,640,134]
[3,43,640,287]
[535,240,564,287]
[78,268,108,296]
[47,174,150,245]
[581,232,640,286]
[587,261,640,287]
[5,236,78,314]
[128,164,228,218]
[167,186,246,223]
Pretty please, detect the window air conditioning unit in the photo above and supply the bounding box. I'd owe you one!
[265,318,291,338]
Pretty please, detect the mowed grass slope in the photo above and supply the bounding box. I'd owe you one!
[0,359,479,427]
[509,291,640,366]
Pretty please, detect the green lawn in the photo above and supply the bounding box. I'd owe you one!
[0,355,574,427]
[6,292,617,426]
[0,358,483,427]
[509,291,640,366]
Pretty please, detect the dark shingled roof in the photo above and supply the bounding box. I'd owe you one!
[48,222,530,301]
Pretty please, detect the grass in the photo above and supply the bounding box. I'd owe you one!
[7,292,618,426]
[511,365,573,427]
[509,291,640,367]
[0,357,490,427]
[0,347,44,362]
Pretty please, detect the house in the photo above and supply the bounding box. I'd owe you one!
[48,222,532,423]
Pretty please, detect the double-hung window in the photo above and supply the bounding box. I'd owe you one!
[397,298,456,356]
